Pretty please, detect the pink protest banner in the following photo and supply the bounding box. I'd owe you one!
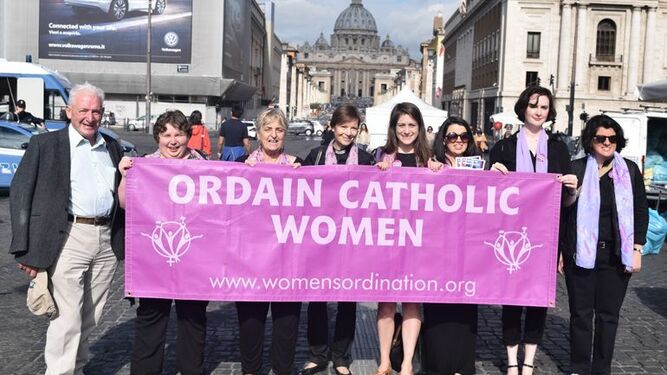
[125,158,562,307]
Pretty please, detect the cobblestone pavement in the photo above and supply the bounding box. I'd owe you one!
[1,130,665,374]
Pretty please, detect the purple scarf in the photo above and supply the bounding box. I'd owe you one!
[325,141,358,166]
[576,152,635,270]
[516,128,548,173]
[247,148,291,165]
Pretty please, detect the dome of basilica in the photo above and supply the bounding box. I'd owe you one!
[381,34,394,48]
[334,0,378,34]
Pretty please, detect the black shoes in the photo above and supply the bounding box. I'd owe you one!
[298,363,328,375]
[335,367,352,375]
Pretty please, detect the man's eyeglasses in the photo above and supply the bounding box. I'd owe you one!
[445,132,471,143]
[592,135,618,144]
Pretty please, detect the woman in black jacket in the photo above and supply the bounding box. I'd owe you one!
[422,116,480,375]
[298,105,373,375]
[489,86,578,375]
[562,115,648,375]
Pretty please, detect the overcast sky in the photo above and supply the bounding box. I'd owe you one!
[273,0,459,59]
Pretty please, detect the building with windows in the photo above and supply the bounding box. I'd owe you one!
[295,0,418,113]
[441,0,667,135]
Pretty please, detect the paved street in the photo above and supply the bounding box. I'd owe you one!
[1,129,665,374]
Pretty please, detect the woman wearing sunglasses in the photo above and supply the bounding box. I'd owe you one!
[374,102,431,375]
[298,105,374,375]
[561,115,647,374]
[423,116,480,375]
[489,86,578,375]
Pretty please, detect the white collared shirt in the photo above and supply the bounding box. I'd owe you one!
[68,126,115,217]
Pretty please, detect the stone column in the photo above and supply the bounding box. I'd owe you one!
[278,52,288,117]
[306,79,312,114]
[345,70,349,96]
[289,64,297,119]
[355,70,360,97]
[643,7,657,83]
[297,69,304,118]
[421,43,429,99]
[574,3,588,87]
[334,70,340,97]
[627,5,642,94]
[557,2,572,92]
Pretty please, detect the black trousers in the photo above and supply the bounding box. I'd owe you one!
[501,305,547,346]
[422,303,478,375]
[564,246,631,374]
[131,298,208,375]
[236,301,302,375]
[307,302,357,368]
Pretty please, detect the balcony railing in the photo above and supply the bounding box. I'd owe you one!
[589,54,623,66]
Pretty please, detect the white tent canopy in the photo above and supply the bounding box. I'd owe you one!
[637,79,667,101]
[365,88,448,149]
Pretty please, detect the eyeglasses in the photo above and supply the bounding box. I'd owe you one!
[445,132,471,143]
[592,135,618,144]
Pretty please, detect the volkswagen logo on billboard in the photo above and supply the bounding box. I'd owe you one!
[164,32,179,47]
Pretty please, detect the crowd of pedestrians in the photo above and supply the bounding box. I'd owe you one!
[9,82,648,375]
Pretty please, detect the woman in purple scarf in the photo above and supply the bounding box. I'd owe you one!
[489,86,578,375]
[235,108,303,375]
[562,115,648,374]
[298,105,374,375]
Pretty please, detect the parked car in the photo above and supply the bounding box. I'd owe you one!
[102,112,116,127]
[127,114,158,131]
[64,0,166,21]
[98,127,139,157]
[310,120,324,136]
[0,121,137,190]
[288,120,314,136]
[242,120,257,139]
[0,121,46,189]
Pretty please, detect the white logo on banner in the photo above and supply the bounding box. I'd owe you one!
[141,217,203,266]
[164,32,179,47]
[484,227,542,274]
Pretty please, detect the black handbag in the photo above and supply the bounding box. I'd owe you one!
[389,313,404,372]
[389,312,425,374]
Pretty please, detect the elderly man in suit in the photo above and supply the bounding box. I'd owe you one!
[10,82,125,375]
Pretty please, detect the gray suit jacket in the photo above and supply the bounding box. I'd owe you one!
[9,127,125,269]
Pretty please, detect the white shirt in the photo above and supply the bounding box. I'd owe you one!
[68,126,116,217]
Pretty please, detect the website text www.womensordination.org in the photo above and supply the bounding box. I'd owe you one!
[209,273,477,297]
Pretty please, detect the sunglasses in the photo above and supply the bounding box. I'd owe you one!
[592,135,618,144]
[445,132,471,143]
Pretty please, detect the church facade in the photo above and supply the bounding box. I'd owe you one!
[295,0,416,109]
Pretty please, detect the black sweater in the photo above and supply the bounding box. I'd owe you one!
[489,134,572,175]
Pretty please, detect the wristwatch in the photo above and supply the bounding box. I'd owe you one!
[633,246,644,255]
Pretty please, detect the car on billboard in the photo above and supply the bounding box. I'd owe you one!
[64,0,167,21]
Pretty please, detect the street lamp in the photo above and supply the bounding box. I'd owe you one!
[145,0,152,134]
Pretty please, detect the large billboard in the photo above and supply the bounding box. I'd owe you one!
[223,0,250,81]
[39,0,192,63]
